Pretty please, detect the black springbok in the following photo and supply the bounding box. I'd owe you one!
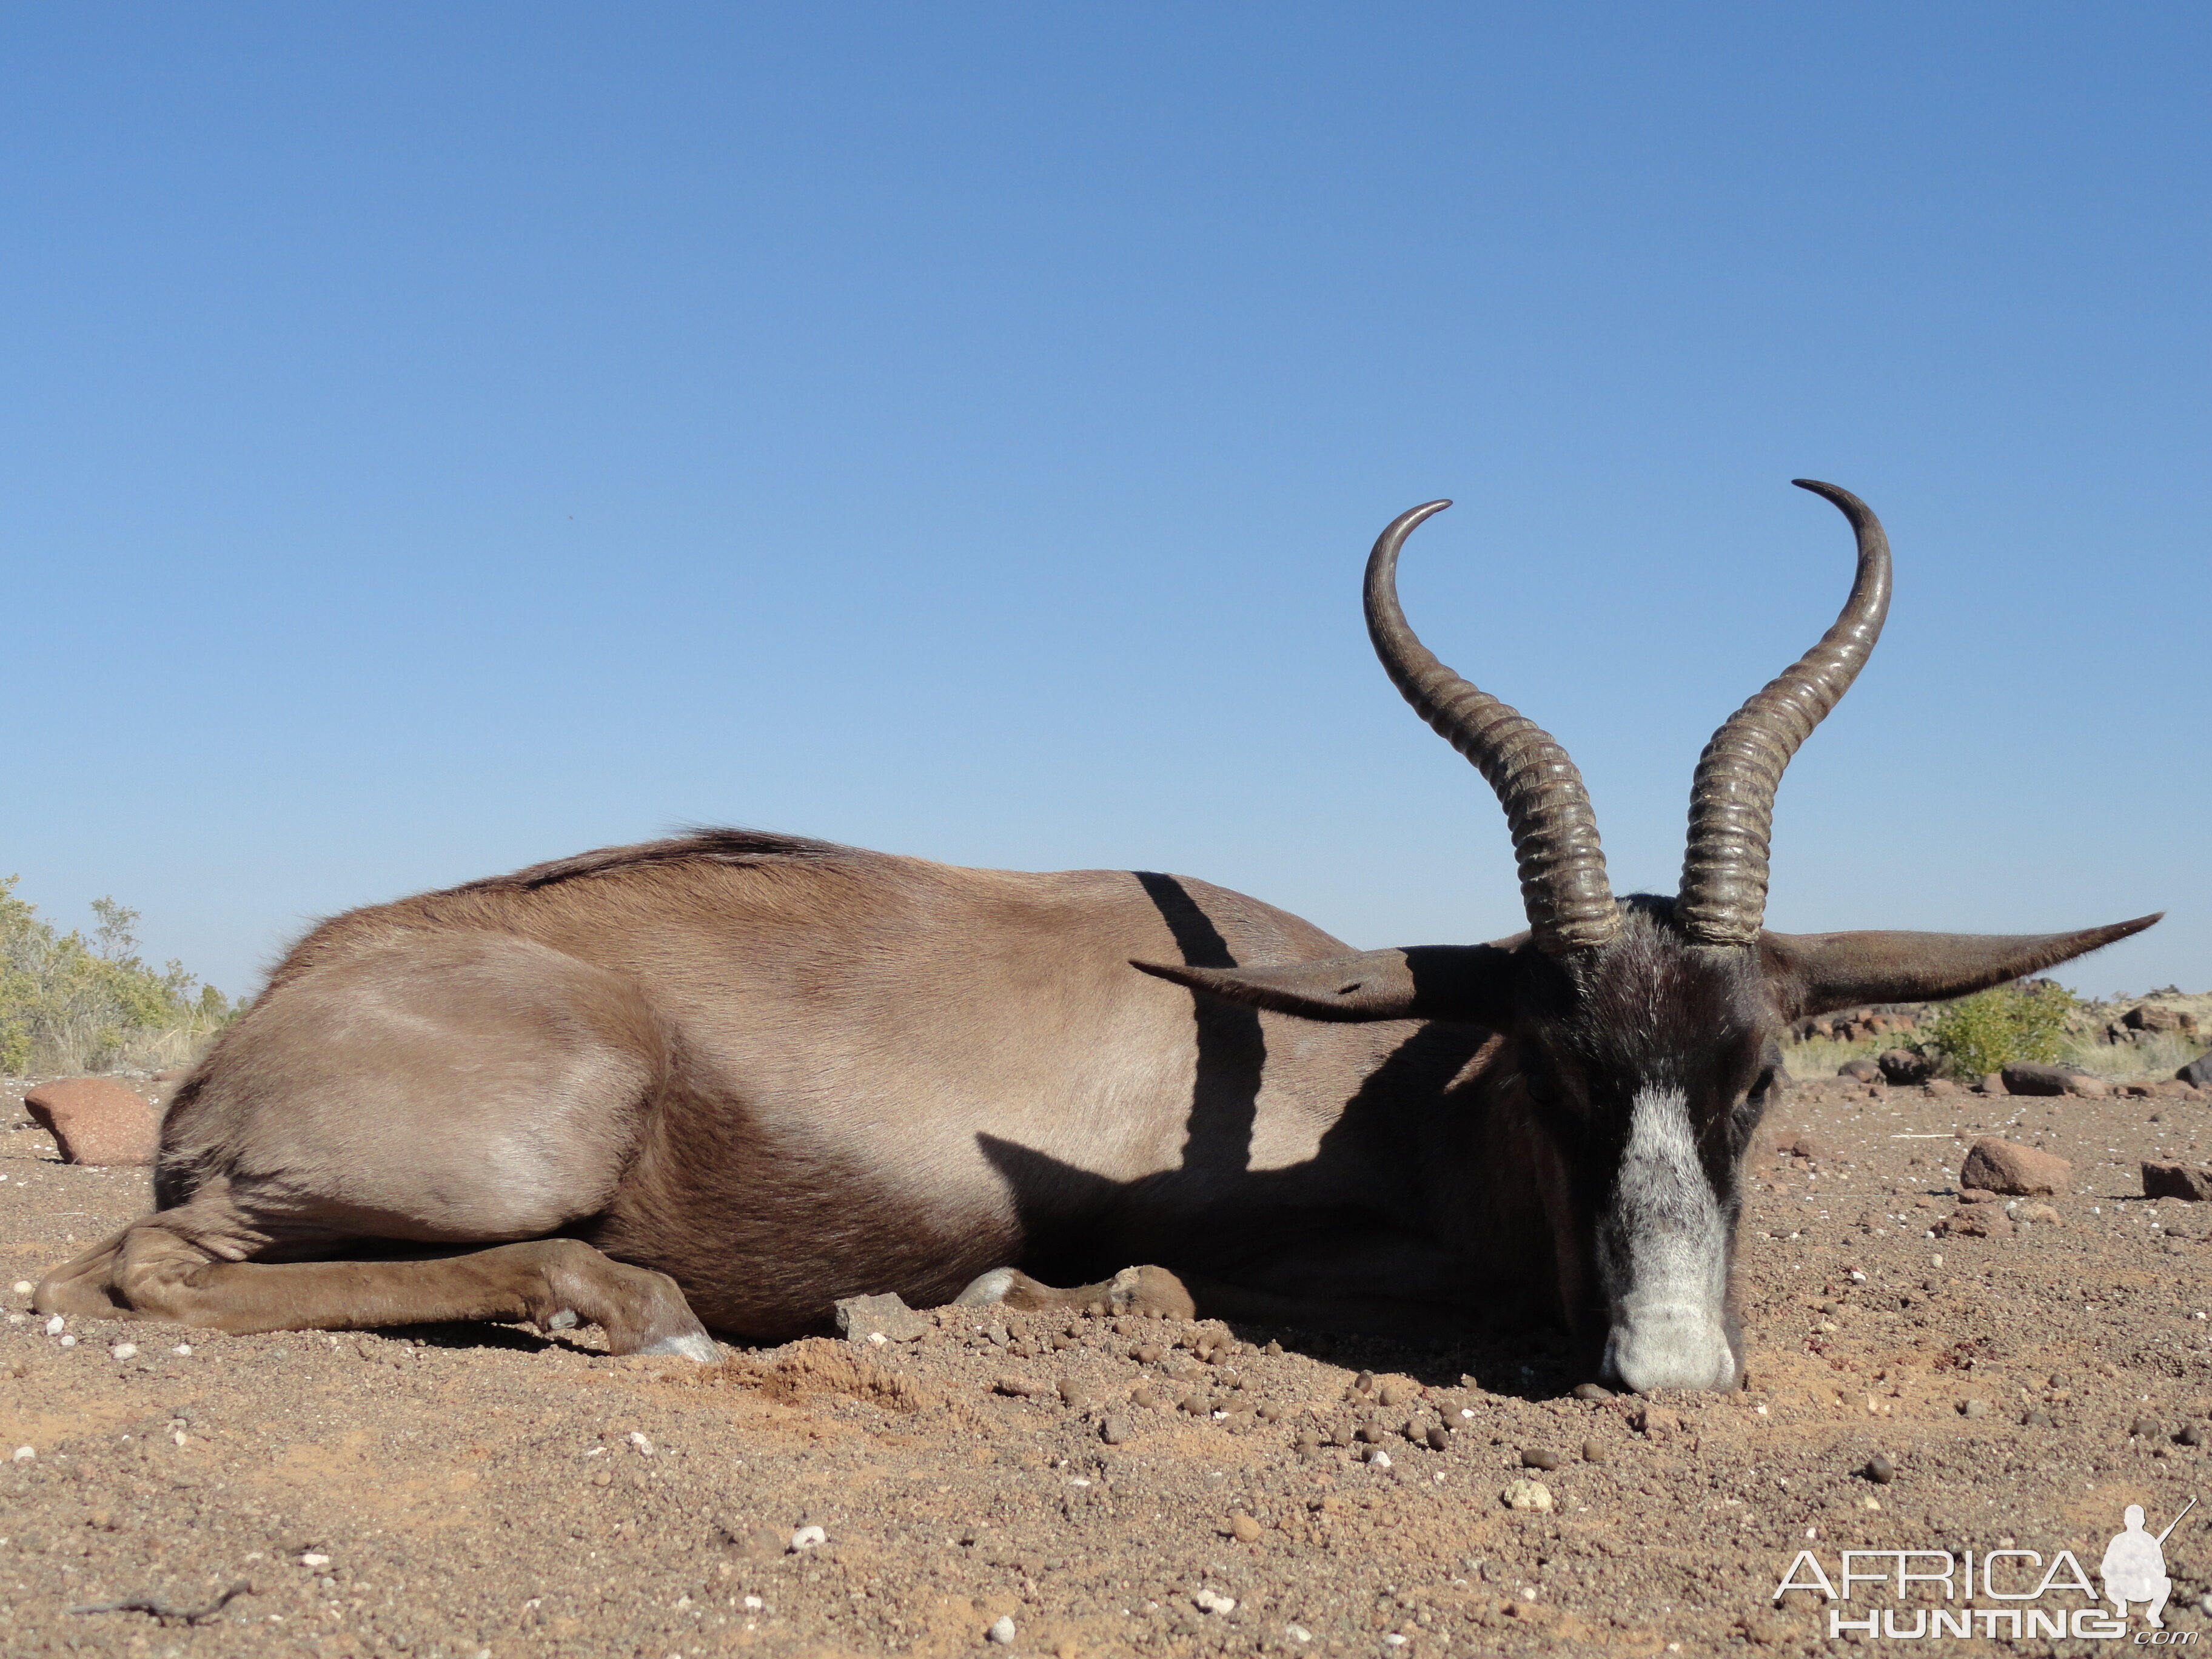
[39,480,2153,1391]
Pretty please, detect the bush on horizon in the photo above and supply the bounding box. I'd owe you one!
[0,877,233,1075]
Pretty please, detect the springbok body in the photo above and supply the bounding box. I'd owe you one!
[40,481,2154,1391]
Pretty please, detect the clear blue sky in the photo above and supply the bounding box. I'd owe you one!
[4,4,2205,1001]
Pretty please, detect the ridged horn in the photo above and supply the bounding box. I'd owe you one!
[1365,500,1620,953]
[1677,480,1892,945]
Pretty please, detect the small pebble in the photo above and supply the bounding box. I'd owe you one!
[2179,1424,2205,1447]
[742,1595,764,1610]
[110,1343,136,1361]
[58,1335,75,1347]
[43,1315,63,1336]
[1366,1447,1393,1469]
[1501,1478,1553,1512]
[300,1552,330,1567]
[1580,1439,1606,1464]
[1521,1448,1561,1471]
[788,1526,826,1552]
[1193,1588,1237,1615]
[987,1614,1016,1644]
[1353,1370,1375,1392]
[1572,1382,1614,1402]
[172,1345,191,1356]
[1424,1426,1450,1452]
[628,1431,655,1455]
[1100,1416,1130,1446]
[2022,1409,2055,1429]
[1957,1399,1988,1419]
[1376,1381,1407,1408]
[10,1281,31,1295]
[1865,1453,1895,1484]
[1229,1512,1262,1543]
[1285,1624,1313,1643]
[11,1446,33,1463]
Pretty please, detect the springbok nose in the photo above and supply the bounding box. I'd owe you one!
[1603,1305,1737,1393]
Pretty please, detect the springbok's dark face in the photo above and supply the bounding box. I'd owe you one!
[1143,480,2159,1391]
[1511,899,1784,1392]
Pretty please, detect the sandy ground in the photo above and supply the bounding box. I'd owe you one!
[2,1070,2210,1658]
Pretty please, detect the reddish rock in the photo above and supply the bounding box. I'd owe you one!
[23,1078,159,1166]
[1937,1207,2012,1239]
[1838,1059,1882,1084]
[1959,1138,2071,1197]
[1926,1079,1960,1098]
[2142,1162,2212,1203]
[2070,1074,2113,1100]
[2125,1004,2188,1034]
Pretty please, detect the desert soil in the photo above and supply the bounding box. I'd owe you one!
[2,1070,2210,1659]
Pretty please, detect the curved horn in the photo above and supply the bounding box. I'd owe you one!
[1677,480,1892,945]
[1366,501,1620,953]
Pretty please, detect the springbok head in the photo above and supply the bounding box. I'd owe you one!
[1147,481,2157,1392]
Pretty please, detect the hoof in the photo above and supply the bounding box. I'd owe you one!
[1105,1265,1195,1320]
[636,1331,720,1362]
[954,1267,1020,1307]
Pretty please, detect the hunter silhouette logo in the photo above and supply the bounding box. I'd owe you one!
[2103,1500,2193,1630]
[1772,1498,2200,1642]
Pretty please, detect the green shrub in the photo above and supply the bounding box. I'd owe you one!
[0,876,233,1075]
[1925,983,2077,1079]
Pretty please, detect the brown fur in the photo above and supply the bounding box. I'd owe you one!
[38,830,2153,1384]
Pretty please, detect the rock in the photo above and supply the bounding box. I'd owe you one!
[1572,1381,1615,1402]
[1837,1059,1882,1084]
[2131,1417,2163,1439]
[2179,1424,2206,1447]
[22,1078,159,1166]
[1228,1512,1262,1542]
[2070,1074,2112,1099]
[788,1525,826,1551]
[1520,1448,1561,1470]
[1877,1048,1934,1085]
[1959,1138,2070,1196]
[1501,1479,1553,1512]
[1957,1398,1989,1418]
[1979,1071,2008,1096]
[833,1292,928,1344]
[2179,1051,2212,1089]
[1056,1376,1094,1409]
[987,1614,1016,1644]
[993,1376,1045,1398]
[1580,1439,1606,1463]
[2016,1203,2061,1225]
[1632,1406,1681,1437]
[1865,1453,1895,1484]
[2000,1062,2083,1097]
[2126,1004,2189,1033]
[1424,1424,1449,1452]
[1193,1588,1237,1615]
[1926,1078,1960,1098]
[1936,1207,2011,1239]
[2143,1162,2212,1202]
[1100,1416,1130,1444]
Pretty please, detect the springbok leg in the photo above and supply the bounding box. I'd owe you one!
[36,1222,717,1359]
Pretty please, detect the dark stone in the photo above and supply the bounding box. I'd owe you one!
[1865,1453,1895,1484]
[1876,1049,1934,1086]
[2179,1051,2212,1089]
[2000,1063,2078,1097]
[2142,1162,2212,1203]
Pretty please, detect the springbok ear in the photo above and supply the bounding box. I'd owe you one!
[1766,914,2162,1017]
[1130,944,1520,1024]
